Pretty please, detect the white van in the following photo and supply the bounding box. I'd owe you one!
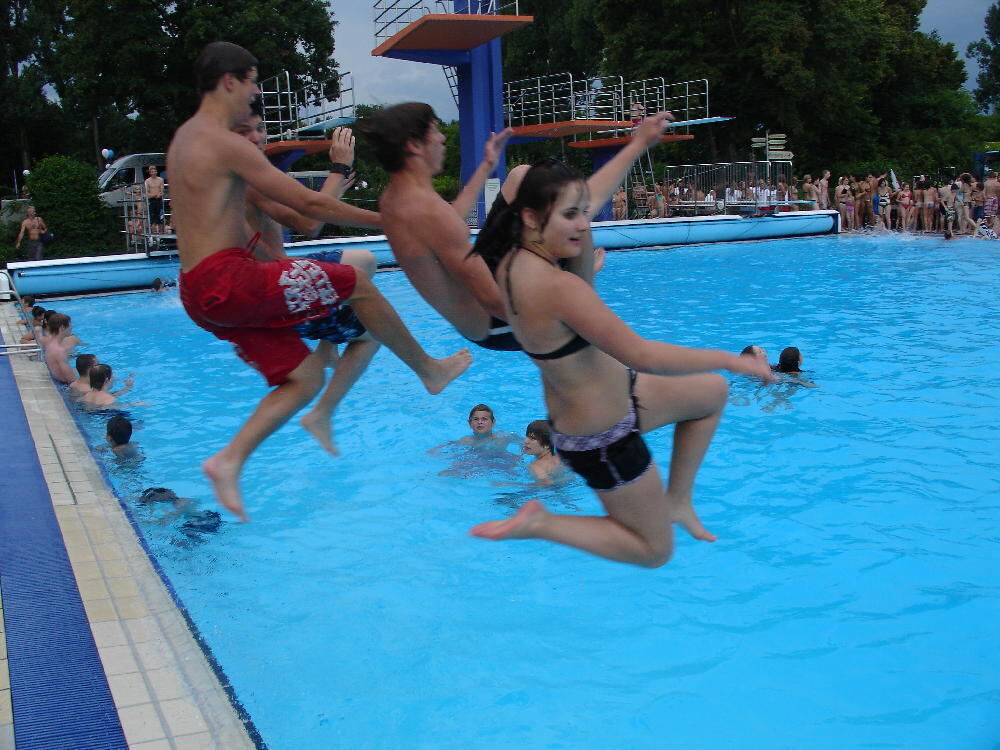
[98,153,166,207]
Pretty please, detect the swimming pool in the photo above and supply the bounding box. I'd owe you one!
[57,233,999,749]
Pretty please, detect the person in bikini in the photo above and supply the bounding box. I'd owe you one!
[233,100,382,456]
[356,102,666,351]
[983,172,1000,234]
[896,181,913,232]
[167,42,470,520]
[468,158,775,567]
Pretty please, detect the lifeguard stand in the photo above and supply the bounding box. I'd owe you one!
[372,1,532,224]
[260,70,358,171]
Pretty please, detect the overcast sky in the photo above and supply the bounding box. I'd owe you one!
[330,0,991,121]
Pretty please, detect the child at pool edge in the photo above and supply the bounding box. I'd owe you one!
[106,415,141,459]
[69,353,99,396]
[81,363,135,408]
[44,313,77,384]
[468,153,775,567]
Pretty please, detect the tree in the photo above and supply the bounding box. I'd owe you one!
[23,154,117,257]
[968,2,1000,113]
[0,0,67,172]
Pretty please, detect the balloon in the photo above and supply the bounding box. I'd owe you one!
[101,149,109,159]
[22,170,30,176]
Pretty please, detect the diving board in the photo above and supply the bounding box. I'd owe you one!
[372,14,533,57]
[664,116,733,128]
[569,134,695,149]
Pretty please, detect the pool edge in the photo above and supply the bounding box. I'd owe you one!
[0,301,260,750]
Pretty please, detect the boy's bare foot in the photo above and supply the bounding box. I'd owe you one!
[203,453,249,522]
[421,348,472,395]
[300,410,339,456]
[470,499,546,540]
[668,492,716,542]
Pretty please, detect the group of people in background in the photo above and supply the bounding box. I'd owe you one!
[611,168,998,240]
[831,171,996,238]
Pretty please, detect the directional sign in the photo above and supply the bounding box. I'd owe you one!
[767,138,787,145]
[768,133,787,139]
[766,150,794,160]
[751,137,767,145]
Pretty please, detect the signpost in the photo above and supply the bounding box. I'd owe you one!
[751,131,793,161]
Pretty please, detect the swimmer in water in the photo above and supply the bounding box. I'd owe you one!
[166,42,471,520]
[468,154,775,567]
[81,364,136,408]
[106,415,142,459]
[69,353,99,397]
[522,420,565,485]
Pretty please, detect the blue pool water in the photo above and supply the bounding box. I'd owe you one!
[57,233,999,749]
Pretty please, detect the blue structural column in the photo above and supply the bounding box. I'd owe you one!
[589,146,625,221]
[455,0,507,225]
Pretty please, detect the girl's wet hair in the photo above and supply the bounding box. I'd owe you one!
[471,157,586,272]
[774,346,803,373]
[525,420,553,451]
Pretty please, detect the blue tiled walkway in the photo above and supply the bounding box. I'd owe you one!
[0,335,127,749]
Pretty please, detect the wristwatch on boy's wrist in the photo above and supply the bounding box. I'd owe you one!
[329,162,352,176]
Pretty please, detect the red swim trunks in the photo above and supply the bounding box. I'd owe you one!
[180,247,357,386]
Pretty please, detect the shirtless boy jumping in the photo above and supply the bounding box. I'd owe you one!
[233,102,380,456]
[357,103,673,348]
[167,42,470,520]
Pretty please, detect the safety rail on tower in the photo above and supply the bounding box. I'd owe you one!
[373,1,523,106]
[121,182,175,255]
[658,160,797,217]
[373,0,521,43]
[259,71,356,145]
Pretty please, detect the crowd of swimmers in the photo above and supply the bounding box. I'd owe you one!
[16,292,223,545]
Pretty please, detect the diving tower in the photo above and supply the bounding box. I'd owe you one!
[260,70,357,171]
[372,1,531,224]
[369,2,731,223]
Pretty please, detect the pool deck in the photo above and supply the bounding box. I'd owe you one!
[0,301,257,749]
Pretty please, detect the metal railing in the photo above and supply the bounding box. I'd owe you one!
[1,271,42,356]
[660,160,798,216]
[121,182,174,254]
[259,71,355,144]
[624,78,708,126]
[505,73,625,128]
[373,0,520,44]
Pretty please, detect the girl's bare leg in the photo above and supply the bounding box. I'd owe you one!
[472,373,728,566]
[471,467,677,568]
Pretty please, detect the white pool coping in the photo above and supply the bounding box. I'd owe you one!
[0,302,257,750]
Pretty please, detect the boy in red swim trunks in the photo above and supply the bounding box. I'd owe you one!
[167,41,471,521]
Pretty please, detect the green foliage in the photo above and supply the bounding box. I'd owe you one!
[19,155,118,257]
[968,2,1000,113]
[503,0,988,179]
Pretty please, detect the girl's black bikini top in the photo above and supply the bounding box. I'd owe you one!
[506,245,592,361]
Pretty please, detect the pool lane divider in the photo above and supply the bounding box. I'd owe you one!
[0,331,128,749]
